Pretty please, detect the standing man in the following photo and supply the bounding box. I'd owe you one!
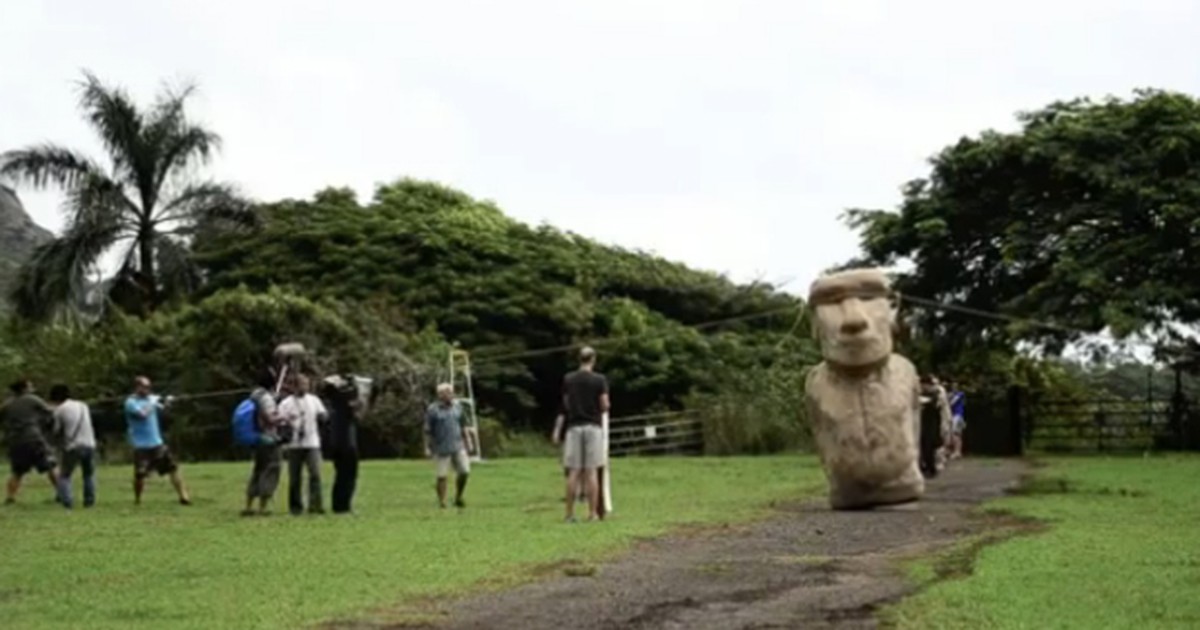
[124,376,191,505]
[947,381,966,460]
[3,379,65,507]
[324,375,362,515]
[917,374,952,478]
[243,370,284,517]
[556,347,609,523]
[50,384,97,508]
[424,383,471,509]
[279,375,328,515]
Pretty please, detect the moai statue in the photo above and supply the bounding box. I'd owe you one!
[805,268,923,510]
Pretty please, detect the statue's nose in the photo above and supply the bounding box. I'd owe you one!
[839,299,868,335]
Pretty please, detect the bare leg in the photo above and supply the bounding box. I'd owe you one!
[565,469,581,520]
[169,471,191,505]
[6,475,20,503]
[584,468,600,520]
[134,475,145,505]
[47,469,66,508]
[455,474,469,506]
[436,477,448,508]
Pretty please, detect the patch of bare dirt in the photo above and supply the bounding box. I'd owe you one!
[341,459,1029,630]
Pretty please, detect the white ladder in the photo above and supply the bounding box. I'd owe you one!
[449,348,483,461]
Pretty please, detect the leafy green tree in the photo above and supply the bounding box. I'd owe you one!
[195,179,808,429]
[0,71,252,321]
[847,90,1200,355]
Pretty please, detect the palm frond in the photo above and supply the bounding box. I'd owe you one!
[154,124,221,191]
[10,203,127,321]
[0,145,104,190]
[155,181,256,230]
[77,71,144,181]
[143,81,220,192]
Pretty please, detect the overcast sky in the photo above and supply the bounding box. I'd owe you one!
[3,0,1199,294]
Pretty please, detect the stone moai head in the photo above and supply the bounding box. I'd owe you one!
[808,268,896,368]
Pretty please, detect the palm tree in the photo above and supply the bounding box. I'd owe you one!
[0,71,254,320]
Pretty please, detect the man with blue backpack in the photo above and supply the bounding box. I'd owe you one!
[235,370,287,517]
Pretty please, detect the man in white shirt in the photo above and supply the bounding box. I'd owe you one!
[50,384,96,508]
[279,375,328,515]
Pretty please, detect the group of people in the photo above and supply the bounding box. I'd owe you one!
[3,345,614,523]
[1,376,192,509]
[917,374,967,478]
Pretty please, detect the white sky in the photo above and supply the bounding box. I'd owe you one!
[3,0,1199,294]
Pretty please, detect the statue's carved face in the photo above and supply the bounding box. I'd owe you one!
[809,269,894,367]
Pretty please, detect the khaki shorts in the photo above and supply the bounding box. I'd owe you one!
[434,450,471,477]
[563,424,606,470]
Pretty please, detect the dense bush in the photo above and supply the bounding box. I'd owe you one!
[0,287,447,459]
[194,179,810,433]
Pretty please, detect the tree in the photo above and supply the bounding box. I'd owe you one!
[846,89,1200,357]
[195,179,808,429]
[0,71,253,320]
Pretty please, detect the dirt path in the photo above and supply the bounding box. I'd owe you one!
[400,459,1027,630]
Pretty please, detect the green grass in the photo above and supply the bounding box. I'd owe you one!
[887,455,1200,629]
[0,456,824,629]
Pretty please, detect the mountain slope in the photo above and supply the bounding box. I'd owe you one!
[0,186,53,308]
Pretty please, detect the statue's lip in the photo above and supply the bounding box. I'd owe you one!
[831,336,877,347]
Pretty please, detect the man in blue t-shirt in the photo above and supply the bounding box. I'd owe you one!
[424,383,470,509]
[124,376,191,505]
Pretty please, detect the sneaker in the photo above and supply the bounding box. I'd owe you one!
[564,515,578,524]
[4,497,14,505]
[454,498,466,509]
[179,498,192,506]
[308,507,326,515]
[240,509,257,517]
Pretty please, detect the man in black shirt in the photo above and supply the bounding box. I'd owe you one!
[323,374,371,514]
[3,380,65,506]
[553,347,609,522]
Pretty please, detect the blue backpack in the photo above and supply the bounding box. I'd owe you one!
[231,398,260,447]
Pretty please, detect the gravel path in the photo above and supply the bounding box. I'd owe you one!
[384,459,1027,630]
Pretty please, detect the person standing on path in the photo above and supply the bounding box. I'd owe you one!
[279,375,328,515]
[50,384,97,508]
[556,346,610,523]
[918,374,952,478]
[243,370,285,516]
[947,382,966,459]
[425,383,471,509]
[124,376,191,505]
[3,379,65,507]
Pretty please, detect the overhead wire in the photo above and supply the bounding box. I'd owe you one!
[68,288,1196,415]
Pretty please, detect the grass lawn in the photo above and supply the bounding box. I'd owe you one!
[0,455,824,629]
[888,455,1200,629]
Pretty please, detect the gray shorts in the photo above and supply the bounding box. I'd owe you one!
[563,424,606,470]
[434,450,471,477]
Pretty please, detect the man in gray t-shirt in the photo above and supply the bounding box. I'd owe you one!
[243,372,284,517]
[50,384,97,508]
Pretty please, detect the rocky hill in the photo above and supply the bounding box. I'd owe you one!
[0,186,53,308]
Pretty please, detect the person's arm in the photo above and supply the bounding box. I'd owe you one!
[552,414,564,444]
[599,376,611,414]
[460,409,471,453]
[314,397,329,423]
[126,398,150,420]
[423,408,433,457]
